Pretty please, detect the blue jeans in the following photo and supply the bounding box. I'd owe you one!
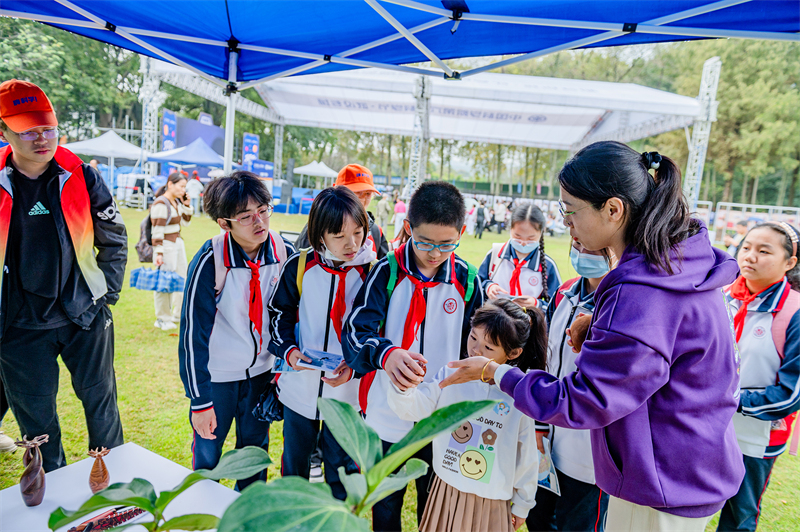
[371,440,433,532]
[190,371,272,491]
[527,467,609,531]
[191,197,200,214]
[280,406,359,501]
[717,455,777,531]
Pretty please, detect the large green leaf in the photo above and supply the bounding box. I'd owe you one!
[337,468,367,508]
[360,458,427,514]
[318,398,383,471]
[155,447,271,509]
[48,478,159,531]
[365,400,496,489]
[159,513,220,531]
[217,477,369,532]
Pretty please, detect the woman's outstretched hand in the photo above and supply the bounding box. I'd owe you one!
[439,356,499,388]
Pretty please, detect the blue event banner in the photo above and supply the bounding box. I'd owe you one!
[162,109,177,151]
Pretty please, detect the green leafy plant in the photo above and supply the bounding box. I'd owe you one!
[48,447,271,532]
[216,398,496,532]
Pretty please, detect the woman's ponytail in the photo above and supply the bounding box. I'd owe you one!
[631,153,691,274]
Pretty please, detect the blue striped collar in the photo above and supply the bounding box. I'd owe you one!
[563,277,597,311]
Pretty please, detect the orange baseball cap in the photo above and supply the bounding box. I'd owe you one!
[0,80,58,133]
[335,164,380,195]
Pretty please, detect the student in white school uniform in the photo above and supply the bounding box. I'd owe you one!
[719,221,800,531]
[343,182,485,532]
[387,299,545,532]
[267,186,375,501]
[527,240,613,532]
[479,203,561,311]
[179,171,295,490]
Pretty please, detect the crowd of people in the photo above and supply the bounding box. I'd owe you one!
[1,79,798,532]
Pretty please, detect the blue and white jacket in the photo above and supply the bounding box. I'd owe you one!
[342,243,485,443]
[543,277,600,485]
[267,244,375,421]
[178,232,295,412]
[478,242,561,310]
[725,279,800,458]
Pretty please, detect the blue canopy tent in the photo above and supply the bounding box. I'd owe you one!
[3,0,797,173]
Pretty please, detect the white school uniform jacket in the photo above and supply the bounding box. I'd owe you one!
[267,244,376,420]
[342,243,485,443]
[478,242,561,310]
[178,231,296,412]
[724,279,800,458]
[544,277,599,484]
[388,366,539,518]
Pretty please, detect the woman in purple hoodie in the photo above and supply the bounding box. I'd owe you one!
[442,141,745,531]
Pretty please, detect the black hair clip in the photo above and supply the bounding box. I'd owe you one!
[641,151,662,170]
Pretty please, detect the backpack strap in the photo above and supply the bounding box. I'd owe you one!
[771,288,800,359]
[296,248,309,297]
[269,229,287,263]
[464,262,477,303]
[488,242,505,280]
[386,248,400,301]
[211,232,230,295]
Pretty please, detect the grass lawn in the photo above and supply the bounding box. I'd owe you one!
[1,206,798,532]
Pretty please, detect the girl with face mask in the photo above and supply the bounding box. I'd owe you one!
[478,203,562,311]
[266,186,376,501]
[527,240,613,532]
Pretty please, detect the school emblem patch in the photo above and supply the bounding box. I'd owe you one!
[271,276,279,286]
[753,326,767,339]
[528,276,539,286]
[443,298,457,314]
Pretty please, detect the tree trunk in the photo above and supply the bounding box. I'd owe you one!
[439,139,445,181]
[722,174,734,204]
[447,141,452,181]
[523,147,530,198]
[387,135,393,185]
[740,176,749,204]
[750,175,760,205]
[711,166,717,205]
[400,136,407,188]
[531,148,541,198]
[789,164,800,208]
[495,145,502,195]
[777,171,787,207]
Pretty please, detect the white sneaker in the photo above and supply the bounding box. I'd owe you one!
[160,320,178,331]
[309,466,324,483]
[154,319,164,329]
[0,431,17,453]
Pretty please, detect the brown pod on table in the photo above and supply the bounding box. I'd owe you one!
[16,434,49,507]
[88,447,110,493]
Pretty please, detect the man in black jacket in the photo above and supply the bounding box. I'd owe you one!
[0,80,127,471]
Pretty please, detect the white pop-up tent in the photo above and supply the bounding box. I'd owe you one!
[62,130,145,186]
[293,161,339,188]
[256,67,700,151]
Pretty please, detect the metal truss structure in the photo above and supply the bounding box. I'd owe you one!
[683,57,722,211]
[572,113,696,152]
[403,76,431,196]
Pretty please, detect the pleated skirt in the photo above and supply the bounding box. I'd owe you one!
[419,475,515,532]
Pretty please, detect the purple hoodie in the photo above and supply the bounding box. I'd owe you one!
[500,223,745,518]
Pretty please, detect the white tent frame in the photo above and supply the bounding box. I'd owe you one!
[5,0,795,184]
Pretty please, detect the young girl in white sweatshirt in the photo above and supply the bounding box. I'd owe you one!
[387,299,546,532]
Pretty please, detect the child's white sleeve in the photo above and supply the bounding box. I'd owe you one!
[510,417,540,519]
[386,367,445,422]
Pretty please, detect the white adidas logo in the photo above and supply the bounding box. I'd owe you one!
[28,202,50,216]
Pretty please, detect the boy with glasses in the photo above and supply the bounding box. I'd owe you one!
[179,171,295,489]
[0,79,127,471]
[343,181,484,531]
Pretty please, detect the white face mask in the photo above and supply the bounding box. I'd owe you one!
[321,243,345,262]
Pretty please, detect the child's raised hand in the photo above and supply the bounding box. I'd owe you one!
[322,360,353,388]
[384,349,427,391]
[439,356,497,388]
[287,348,312,371]
[511,515,526,531]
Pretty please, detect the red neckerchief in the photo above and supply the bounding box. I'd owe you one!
[396,247,439,350]
[329,267,350,342]
[245,258,263,350]
[509,256,528,296]
[729,276,780,342]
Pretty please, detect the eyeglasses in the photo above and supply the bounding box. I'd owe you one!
[558,199,590,218]
[14,128,59,142]
[224,205,273,226]
[410,230,460,253]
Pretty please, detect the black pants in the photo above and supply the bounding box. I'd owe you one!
[718,454,777,531]
[191,371,272,491]
[476,221,485,239]
[371,440,433,532]
[0,305,123,472]
[281,406,359,501]
[0,376,9,425]
[527,467,609,531]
